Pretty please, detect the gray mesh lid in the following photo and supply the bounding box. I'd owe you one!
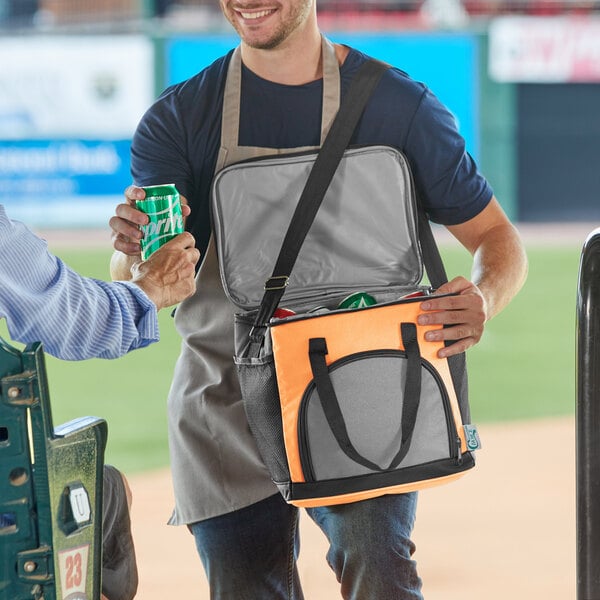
[211,145,424,310]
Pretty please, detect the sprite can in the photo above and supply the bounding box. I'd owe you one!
[136,184,184,260]
[338,292,377,309]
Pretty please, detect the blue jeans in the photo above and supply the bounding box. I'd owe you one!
[190,492,423,600]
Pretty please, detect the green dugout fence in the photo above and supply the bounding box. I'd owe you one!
[0,338,107,600]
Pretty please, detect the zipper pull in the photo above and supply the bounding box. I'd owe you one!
[455,436,463,465]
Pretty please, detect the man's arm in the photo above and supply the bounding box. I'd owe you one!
[0,206,199,360]
[417,197,528,358]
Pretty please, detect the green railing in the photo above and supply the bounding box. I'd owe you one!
[0,338,107,600]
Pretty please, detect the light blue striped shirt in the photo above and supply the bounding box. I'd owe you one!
[0,204,159,360]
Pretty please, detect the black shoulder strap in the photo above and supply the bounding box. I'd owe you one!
[251,59,389,339]
[417,204,449,290]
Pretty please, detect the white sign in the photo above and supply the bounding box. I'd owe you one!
[68,485,91,526]
[489,16,600,82]
[0,36,154,138]
[58,544,90,599]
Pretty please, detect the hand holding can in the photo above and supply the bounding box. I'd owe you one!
[136,184,185,260]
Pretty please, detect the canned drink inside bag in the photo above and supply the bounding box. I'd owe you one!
[338,292,377,309]
[136,184,184,260]
[400,291,427,299]
[307,306,330,315]
[273,307,296,319]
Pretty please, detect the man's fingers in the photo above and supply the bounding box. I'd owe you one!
[179,195,192,219]
[115,202,148,227]
[131,232,200,309]
[418,294,484,323]
[421,324,480,358]
[430,275,471,296]
[143,233,200,271]
[414,277,487,358]
[108,203,148,256]
[109,220,142,245]
[160,231,197,250]
[424,323,475,343]
[437,336,476,358]
[125,185,146,204]
[111,233,143,256]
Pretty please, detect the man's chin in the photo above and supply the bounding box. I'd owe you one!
[239,30,287,51]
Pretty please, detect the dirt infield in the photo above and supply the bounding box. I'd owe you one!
[128,416,575,600]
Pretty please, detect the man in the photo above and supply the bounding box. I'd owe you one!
[108,0,528,596]
[101,465,137,600]
[0,202,199,360]
[0,202,200,600]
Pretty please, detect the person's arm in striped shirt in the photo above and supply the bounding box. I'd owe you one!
[0,204,199,360]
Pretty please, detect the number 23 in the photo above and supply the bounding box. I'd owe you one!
[65,552,82,589]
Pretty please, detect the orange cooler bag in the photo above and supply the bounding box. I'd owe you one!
[212,61,480,507]
[233,291,478,507]
[268,296,474,506]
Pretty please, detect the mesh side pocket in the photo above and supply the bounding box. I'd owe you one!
[236,357,290,484]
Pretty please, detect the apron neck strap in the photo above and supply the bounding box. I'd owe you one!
[220,36,341,151]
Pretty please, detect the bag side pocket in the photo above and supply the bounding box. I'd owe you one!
[235,353,290,485]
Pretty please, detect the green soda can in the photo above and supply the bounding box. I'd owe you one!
[136,184,184,260]
[338,292,377,309]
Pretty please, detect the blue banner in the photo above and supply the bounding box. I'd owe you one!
[0,139,131,227]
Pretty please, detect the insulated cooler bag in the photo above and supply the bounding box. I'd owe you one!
[211,60,480,507]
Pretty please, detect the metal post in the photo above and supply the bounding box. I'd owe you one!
[577,227,600,600]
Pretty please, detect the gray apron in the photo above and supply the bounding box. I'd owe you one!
[167,37,341,524]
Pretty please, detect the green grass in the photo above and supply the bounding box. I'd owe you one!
[440,243,580,422]
[0,242,583,472]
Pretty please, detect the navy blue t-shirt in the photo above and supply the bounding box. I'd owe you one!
[131,47,493,257]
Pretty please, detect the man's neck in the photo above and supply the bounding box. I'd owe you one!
[240,28,323,85]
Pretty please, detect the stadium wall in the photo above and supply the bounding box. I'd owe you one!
[1,20,599,227]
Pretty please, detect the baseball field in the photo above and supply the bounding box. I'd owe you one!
[1,222,592,598]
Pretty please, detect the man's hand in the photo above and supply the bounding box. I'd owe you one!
[109,185,192,281]
[417,277,488,358]
[109,185,192,256]
[418,197,527,359]
[130,233,200,310]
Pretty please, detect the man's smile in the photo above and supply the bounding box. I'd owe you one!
[238,8,276,19]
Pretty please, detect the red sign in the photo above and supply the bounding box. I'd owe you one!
[489,16,600,83]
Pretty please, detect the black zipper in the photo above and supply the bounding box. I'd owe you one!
[267,290,464,330]
[215,143,400,170]
[297,349,460,482]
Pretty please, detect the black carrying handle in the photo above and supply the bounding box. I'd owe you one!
[249,59,390,342]
[307,322,421,472]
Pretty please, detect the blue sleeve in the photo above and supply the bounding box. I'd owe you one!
[130,62,228,257]
[0,206,159,360]
[131,85,198,202]
[404,87,493,225]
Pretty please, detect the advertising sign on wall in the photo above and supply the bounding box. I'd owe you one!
[489,16,600,83]
[0,36,153,227]
[0,140,132,227]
